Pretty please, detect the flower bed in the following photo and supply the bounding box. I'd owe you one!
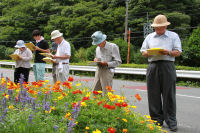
[0,75,165,133]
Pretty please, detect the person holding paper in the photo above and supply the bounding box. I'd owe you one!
[13,40,33,83]
[32,30,50,81]
[91,31,121,95]
[140,14,182,132]
[50,30,71,83]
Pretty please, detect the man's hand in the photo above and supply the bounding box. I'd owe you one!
[17,56,22,60]
[142,51,149,57]
[159,49,169,55]
[98,61,108,67]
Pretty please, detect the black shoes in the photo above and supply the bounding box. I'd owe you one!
[169,126,178,132]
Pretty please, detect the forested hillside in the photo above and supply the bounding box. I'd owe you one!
[0,0,200,66]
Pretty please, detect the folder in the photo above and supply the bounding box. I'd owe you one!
[147,48,164,55]
[9,54,20,60]
[42,57,54,64]
[25,42,36,51]
[39,53,52,57]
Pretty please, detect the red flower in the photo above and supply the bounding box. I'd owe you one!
[98,101,103,106]
[115,103,122,108]
[106,86,112,91]
[68,76,74,82]
[108,127,116,133]
[63,81,72,89]
[93,91,99,95]
[82,97,90,102]
[121,102,128,107]
[135,94,142,101]
[72,90,82,94]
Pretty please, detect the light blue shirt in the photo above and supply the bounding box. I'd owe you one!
[140,30,182,62]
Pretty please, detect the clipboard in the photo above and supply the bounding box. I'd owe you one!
[9,54,20,60]
[147,48,164,55]
[39,53,52,57]
[25,42,36,51]
[42,57,54,64]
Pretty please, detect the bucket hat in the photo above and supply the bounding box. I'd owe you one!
[151,14,171,27]
[15,40,26,48]
[91,31,107,45]
[51,30,63,40]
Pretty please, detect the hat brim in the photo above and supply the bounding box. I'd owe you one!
[151,22,171,27]
[51,33,63,40]
[15,44,26,48]
[92,34,107,45]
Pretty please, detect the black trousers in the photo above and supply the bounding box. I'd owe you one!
[14,67,30,83]
[146,61,177,127]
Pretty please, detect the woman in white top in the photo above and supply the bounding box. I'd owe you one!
[13,40,33,83]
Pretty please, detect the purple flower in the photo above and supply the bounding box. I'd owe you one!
[28,114,33,123]
[53,125,58,131]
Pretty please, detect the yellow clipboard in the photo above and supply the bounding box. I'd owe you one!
[39,53,52,57]
[147,48,164,55]
[42,57,54,64]
[9,54,20,60]
[25,42,36,51]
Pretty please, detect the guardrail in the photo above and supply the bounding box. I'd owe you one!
[1,61,200,79]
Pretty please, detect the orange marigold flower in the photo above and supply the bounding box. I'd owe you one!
[135,94,142,101]
[121,102,128,107]
[107,127,116,133]
[106,86,112,91]
[122,129,128,133]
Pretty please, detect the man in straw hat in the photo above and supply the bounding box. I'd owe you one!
[140,14,182,132]
[50,30,71,83]
[91,31,121,95]
[13,40,33,83]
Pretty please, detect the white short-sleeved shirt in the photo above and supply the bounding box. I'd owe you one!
[56,39,71,63]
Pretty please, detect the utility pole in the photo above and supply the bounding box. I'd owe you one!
[124,0,129,42]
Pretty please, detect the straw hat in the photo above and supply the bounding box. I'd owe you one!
[91,31,107,45]
[15,40,26,48]
[151,14,171,27]
[51,30,63,40]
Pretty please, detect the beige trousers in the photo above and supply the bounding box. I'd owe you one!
[92,67,114,95]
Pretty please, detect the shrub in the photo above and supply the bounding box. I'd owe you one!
[86,45,97,61]
[111,38,135,64]
[74,47,88,62]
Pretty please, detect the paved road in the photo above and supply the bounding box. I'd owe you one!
[1,68,200,133]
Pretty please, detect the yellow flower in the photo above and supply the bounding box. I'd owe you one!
[86,92,91,97]
[75,121,78,125]
[8,105,14,110]
[51,106,55,110]
[5,94,9,99]
[97,91,102,94]
[85,126,90,130]
[144,115,151,119]
[118,99,124,103]
[45,109,51,114]
[65,112,71,118]
[58,95,64,100]
[92,129,101,133]
[131,106,137,109]
[44,80,49,83]
[122,118,128,123]
[81,102,87,107]
[76,83,81,86]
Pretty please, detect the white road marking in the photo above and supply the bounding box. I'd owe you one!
[135,89,200,99]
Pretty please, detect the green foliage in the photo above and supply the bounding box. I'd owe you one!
[180,27,200,67]
[0,45,15,60]
[112,38,134,64]
[86,45,97,61]
[74,47,88,62]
